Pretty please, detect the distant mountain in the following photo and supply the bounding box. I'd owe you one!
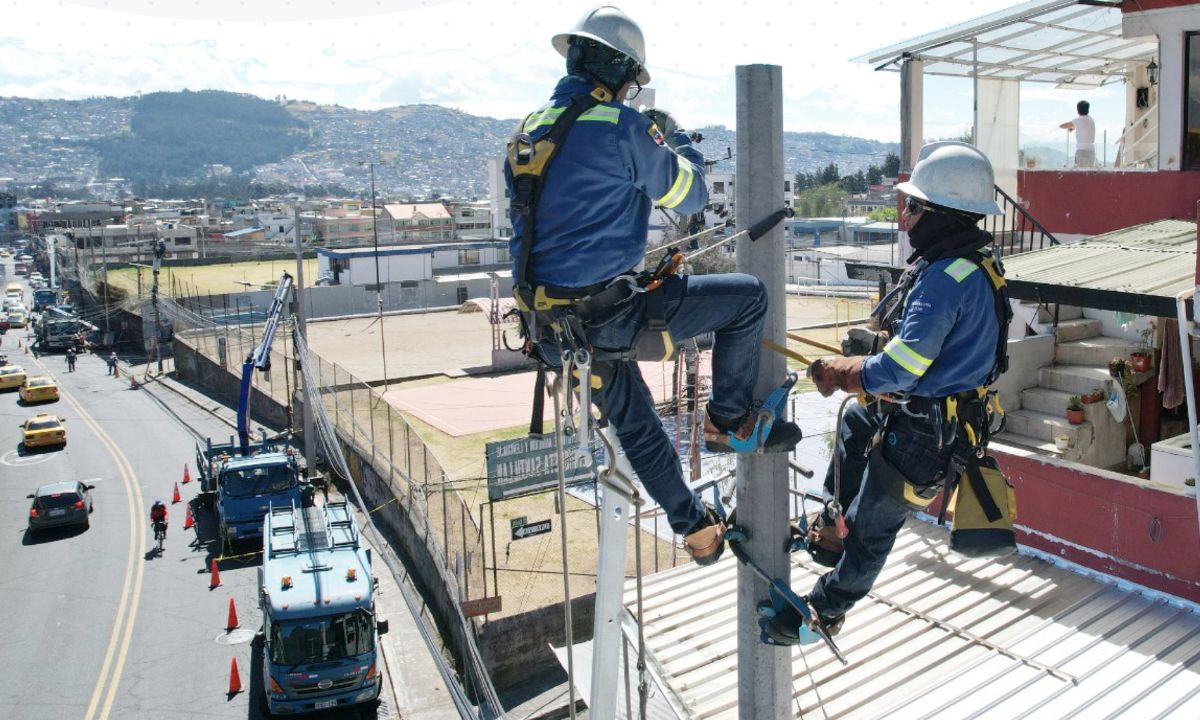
[0,91,898,199]
[94,90,310,182]
[1020,144,1070,169]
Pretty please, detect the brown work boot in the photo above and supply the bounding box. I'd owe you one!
[703,408,802,454]
[684,507,726,566]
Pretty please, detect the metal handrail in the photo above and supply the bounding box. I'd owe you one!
[1115,102,1158,168]
[988,184,1059,257]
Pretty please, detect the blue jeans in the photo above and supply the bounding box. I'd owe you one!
[539,272,767,534]
[809,406,950,619]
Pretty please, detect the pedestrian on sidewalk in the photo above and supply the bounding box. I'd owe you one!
[106,351,117,376]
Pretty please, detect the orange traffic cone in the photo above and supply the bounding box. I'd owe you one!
[227,657,243,696]
[184,504,195,530]
[209,558,221,589]
[129,373,139,390]
[172,482,181,504]
[226,598,239,632]
[183,464,192,484]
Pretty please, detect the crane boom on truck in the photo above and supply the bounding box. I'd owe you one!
[195,271,310,546]
[238,271,294,456]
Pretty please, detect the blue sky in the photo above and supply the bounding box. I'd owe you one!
[0,1,1125,155]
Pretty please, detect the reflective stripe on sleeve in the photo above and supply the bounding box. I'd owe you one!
[578,106,620,124]
[945,258,979,283]
[883,337,933,377]
[655,156,695,209]
[523,106,565,131]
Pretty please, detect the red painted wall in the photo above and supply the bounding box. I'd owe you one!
[993,450,1200,602]
[1122,0,1200,12]
[1017,170,1200,236]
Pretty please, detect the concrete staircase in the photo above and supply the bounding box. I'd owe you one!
[995,304,1137,467]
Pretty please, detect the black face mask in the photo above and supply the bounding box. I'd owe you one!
[907,207,990,264]
[566,38,638,94]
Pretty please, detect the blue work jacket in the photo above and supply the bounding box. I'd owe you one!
[506,75,708,289]
[862,254,1001,398]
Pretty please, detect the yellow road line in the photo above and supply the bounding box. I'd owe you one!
[28,357,146,720]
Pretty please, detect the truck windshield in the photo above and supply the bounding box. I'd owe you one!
[223,464,295,498]
[270,610,374,665]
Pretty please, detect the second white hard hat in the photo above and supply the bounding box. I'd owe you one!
[552,5,650,85]
[896,141,1003,216]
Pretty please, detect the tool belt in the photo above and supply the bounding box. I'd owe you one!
[949,453,1017,557]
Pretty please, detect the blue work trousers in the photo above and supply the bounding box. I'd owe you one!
[809,404,951,619]
[540,272,767,535]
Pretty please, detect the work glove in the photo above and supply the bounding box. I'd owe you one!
[641,108,682,148]
[841,328,889,356]
[807,356,866,398]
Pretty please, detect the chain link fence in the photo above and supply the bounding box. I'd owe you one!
[162,286,488,608]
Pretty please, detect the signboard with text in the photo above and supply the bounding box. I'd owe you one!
[485,435,597,501]
[511,519,552,541]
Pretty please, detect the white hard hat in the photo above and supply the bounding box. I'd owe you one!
[552,5,650,85]
[896,141,1003,216]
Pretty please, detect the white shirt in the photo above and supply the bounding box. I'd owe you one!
[1072,114,1095,147]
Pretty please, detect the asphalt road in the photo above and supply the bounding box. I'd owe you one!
[0,261,394,719]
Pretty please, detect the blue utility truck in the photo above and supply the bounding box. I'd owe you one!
[258,501,387,715]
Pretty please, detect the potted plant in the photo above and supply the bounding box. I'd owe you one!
[1108,356,1127,378]
[1066,395,1085,425]
[1130,320,1156,372]
[1054,434,1071,451]
[1082,387,1104,404]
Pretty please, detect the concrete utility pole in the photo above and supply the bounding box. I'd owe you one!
[293,205,317,482]
[734,64,791,720]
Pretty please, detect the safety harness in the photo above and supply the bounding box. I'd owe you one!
[872,248,1017,556]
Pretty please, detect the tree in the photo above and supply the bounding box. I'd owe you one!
[868,206,898,222]
[820,163,840,185]
[866,165,883,185]
[882,152,900,177]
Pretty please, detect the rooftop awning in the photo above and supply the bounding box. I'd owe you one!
[1003,219,1197,316]
[852,0,1157,87]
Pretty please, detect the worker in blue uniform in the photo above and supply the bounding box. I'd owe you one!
[768,142,1007,642]
[506,6,801,566]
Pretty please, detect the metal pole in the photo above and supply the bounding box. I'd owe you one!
[735,64,791,720]
[489,501,498,601]
[362,161,390,398]
[293,205,317,481]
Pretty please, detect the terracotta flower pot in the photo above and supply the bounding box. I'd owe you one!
[1066,408,1085,425]
[1130,352,1151,373]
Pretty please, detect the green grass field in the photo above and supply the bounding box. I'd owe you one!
[107,258,320,298]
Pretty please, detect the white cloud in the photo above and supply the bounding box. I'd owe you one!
[3,0,1119,145]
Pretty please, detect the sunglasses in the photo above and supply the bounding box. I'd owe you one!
[905,196,929,215]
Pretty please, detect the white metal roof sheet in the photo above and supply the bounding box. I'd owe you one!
[1002,219,1197,299]
[851,0,1156,87]
[624,518,1200,719]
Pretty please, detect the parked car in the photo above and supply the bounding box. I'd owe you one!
[27,481,93,531]
[21,413,66,448]
[0,364,27,390]
[19,377,59,404]
[7,312,27,329]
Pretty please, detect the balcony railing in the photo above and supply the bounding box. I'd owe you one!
[988,184,1059,257]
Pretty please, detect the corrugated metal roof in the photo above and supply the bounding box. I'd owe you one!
[624,518,1200,719]
[1002,219,1197,299]
[852,1,1156,88]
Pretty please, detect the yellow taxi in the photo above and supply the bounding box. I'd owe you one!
[0,248,10,257]
[19,376,59,403]
[7,311,27,329]
[0,364,27,390]
[21,414,67,448]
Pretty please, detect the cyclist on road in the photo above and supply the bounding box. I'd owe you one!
[150,500,169,540]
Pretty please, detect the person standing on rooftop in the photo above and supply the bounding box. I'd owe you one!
[1060,100,1096,168]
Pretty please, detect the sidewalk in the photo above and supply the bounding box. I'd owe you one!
[138,368,462,720]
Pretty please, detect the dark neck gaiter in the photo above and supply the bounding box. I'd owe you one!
[907,210,992,264]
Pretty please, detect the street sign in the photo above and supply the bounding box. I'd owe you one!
[485,435,597,501]
[511,519,552,541]
[461,596,503,617]
[509,516,527,531]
